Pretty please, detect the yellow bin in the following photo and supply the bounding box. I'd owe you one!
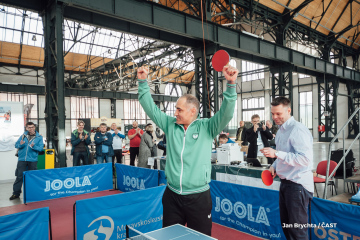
[45,149,55,169]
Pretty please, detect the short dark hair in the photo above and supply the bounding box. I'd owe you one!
[251,114,260,121]
[100,123,107,127]
[271,97,291,107]
[26,122,35,127]
[219,134,229,140]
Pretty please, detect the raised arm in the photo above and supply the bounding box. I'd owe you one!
[137,67,173,133]
[207,66,238,138]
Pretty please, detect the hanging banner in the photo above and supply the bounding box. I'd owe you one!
[310,197,360,239]
[24,163,113,203]
[76,185,165,240]
[0,207,49,240]
[210,180,286,239]
[115,164,158,192]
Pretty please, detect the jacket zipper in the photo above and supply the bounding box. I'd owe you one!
[25,134,38,161]
[176,119,199,194]
[25,136,29,162]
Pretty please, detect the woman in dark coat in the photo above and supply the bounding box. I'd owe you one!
[138,124,154,168]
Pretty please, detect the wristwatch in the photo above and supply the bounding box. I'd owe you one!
[275,151,279,157]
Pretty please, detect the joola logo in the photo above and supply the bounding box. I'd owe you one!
[215,197,270,226]
[123,175,145,190]
[44,176,92,192]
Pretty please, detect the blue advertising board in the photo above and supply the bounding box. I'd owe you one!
[158,170,167,186]
[76,185,166,240]
[210,180,286,240]
[24,163,113,203]
[0,207,49,240]
[310,197,360,239]
[115,164,159,192]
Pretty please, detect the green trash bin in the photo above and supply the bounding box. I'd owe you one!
[37,149,46,170]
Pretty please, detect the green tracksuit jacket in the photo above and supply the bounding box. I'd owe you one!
[138,79,237,195]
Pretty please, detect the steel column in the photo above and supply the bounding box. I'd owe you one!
[43,1,66,167]
[347,82,360,138]
[194,46,219,118]
[317,76,338,142]
[270,65,293,109]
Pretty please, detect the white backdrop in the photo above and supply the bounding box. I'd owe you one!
[0,101,24,181]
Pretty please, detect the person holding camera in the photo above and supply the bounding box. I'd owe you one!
[245,114,273,164]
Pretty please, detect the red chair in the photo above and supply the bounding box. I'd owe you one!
[314,160,338,198]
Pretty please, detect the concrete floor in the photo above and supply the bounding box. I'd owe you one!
[1,139,359,209]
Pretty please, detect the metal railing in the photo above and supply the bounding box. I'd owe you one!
[323,107,360,199]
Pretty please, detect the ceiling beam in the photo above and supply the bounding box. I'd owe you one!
[283,0,313,29]
[0,82,179,101]
[58,0,359,82]
[331,0,353,31]
[314,0,334,30]
[0,0,43,12]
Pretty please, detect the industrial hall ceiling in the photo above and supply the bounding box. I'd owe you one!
[0,0,359,90]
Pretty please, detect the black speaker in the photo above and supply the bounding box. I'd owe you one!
[330,149,355,178]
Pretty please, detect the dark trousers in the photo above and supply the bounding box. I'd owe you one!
[112,149,123,166]
[279,179,313,240]
[162,187,212,236]
[13,161,38,196]
[73,151,89,166]
[129,147,139,166]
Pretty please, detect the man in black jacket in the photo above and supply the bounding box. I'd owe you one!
[245,114,273,164]
[235,121,248,145]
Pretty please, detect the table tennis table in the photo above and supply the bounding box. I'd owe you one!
[126,224,217,240]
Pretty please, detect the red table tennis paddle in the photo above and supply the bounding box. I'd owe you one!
[261,169,275,186]
[212,50,230,72]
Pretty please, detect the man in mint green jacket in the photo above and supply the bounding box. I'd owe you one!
[137,65,238,236]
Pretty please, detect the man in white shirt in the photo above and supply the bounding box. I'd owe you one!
[109,123,125,168]
[261,97,313,240]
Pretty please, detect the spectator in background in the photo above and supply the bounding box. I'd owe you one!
[218,133,235,145]
[235,121,248,145]
[10,122,44,200]
[127,121,144,166]
[71,120,91,166]
[155,127,165,139]
[138,124,154,168]
[109,123,125,168]
[95,123,113,164]
[158,135,167,156]
[245,114,273,164]
[147,123,159,157]
[266,120,278,149]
